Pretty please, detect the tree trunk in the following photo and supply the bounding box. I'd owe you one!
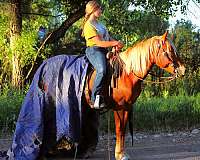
[10,0,22,88]
[22,0,32,19]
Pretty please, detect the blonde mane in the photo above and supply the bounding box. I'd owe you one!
[120,36,160,77]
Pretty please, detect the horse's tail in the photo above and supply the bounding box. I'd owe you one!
[128,107,134,146]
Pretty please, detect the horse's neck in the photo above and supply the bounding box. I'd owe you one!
[120,45,153,78]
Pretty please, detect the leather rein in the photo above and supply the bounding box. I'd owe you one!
[132,71,176,84]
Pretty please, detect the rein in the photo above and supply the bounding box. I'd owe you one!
[132,71,176,84]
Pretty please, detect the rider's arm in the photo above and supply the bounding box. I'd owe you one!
[90,35,121,48]
[84,21,123,48]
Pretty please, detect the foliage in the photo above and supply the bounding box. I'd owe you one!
[140,19,200,97]
[172,20,200,95]
[132,93,200,132]
[1,0,199,86]
[0,86,25,133]
[101,0,170,46]
[98,93,200,133]
[174,20,200,71]
[56,19,85,53]
[0,1,56,86]
[0,10,11,86]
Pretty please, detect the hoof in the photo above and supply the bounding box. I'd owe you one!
[121,152,130,160]
[115,152,130,160]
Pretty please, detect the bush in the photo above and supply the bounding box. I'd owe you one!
[133,94,200,132]
[0,87,25,134]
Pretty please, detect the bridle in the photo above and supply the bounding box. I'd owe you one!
[132,39,179,84]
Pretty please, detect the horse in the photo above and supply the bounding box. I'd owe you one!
[7,31,185,160]
[84,31,185,160]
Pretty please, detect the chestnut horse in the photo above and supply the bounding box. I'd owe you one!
[85,31,185,160]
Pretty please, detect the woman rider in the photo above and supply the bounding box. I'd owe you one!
[82,0,123,109]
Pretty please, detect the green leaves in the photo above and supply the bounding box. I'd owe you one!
[0,0,199,91]
[100,0,170,47]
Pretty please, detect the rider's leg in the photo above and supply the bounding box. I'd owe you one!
[85,46,107,108]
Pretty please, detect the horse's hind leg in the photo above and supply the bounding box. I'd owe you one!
[78,100,99,158]
[114,109,130,160]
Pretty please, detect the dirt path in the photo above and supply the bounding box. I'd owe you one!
[89,131,200,160]
[83,143,200,160]
[1,131,200,160]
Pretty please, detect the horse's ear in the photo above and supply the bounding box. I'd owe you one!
[171,33,174,41]
[162,30,168,42]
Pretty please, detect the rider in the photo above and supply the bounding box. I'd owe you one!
[82,0,123,109]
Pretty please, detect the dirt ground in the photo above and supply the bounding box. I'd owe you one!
[91,131,200,160]
[1,131,200,160]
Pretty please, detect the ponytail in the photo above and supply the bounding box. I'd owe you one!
[82,0,100,37]
[81,13,91,37]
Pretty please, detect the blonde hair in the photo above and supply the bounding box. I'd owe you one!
[81,0,100,36]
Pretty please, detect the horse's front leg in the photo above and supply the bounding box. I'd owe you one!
[114,109,130,160]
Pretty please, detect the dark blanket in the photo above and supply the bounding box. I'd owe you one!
[7,54,89,160]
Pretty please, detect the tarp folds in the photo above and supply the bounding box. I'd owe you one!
[8,55,89,160]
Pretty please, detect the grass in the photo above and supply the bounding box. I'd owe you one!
[99,93,200,133]
[132,94,200,132]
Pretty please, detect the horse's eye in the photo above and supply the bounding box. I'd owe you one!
[162,51,170,59]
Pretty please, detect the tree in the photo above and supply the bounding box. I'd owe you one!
[173,20,200,95]
[44,0,89,44]
[1,0,199,89]
[43,0,176,45]
[10,0,22,88]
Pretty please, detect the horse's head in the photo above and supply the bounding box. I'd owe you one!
[153,31,185,77]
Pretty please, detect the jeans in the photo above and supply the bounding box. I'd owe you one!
[85,46,107,102]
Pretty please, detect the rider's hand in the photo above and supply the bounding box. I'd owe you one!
[112,41,124,51]
[116,41,124,51]
[117,41,124,48]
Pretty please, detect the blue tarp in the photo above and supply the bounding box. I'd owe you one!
[7,54,89,160]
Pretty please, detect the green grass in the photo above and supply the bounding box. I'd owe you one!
[132,94,200,132]
[99,94,200,133]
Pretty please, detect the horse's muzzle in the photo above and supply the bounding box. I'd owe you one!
[175,65,185,77]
